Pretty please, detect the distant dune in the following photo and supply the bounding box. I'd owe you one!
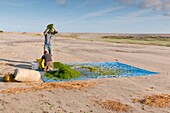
[1,32,170,37]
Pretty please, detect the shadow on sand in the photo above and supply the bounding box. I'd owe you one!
[0,58,30,64]
[0,58,31,69]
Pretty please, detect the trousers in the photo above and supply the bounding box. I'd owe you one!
[44,44,52,54]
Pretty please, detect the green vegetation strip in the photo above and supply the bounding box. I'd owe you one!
[100,36,170,47]
[19,33,170,47]
[55,34,170,47]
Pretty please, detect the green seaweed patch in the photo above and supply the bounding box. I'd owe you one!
[81,66,122,76]
[44,62,80,80]
[54,62,67,69]
[0,30,4,33]
[81,66,99,72]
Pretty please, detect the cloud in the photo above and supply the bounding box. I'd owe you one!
[140,0,162,11]
[162,0,170,10]
[56,0,66,6]
[163,12,170,16]
[119,0,136,5]
[63,6,123,25]
[55,0,170,16]
[117,0,170,16]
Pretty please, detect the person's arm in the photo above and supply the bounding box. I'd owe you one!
[51,55,54,62]
[43,28,48,35]
[53,27,58,34]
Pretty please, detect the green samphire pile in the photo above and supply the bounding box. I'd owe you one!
[47,24,54,29]
[44,62,80,80]
[80,65,121,76]
[47,24,58,35]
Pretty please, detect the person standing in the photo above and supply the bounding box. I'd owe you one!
[43,24,58,54]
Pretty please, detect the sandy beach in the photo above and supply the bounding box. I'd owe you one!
[0,32,170,113]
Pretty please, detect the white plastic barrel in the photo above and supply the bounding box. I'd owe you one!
[14,69,41,82]
[31,61,39,70]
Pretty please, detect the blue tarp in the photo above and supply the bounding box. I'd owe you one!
[41,62,159,82]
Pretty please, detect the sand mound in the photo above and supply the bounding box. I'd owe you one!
[0,81,95,94]
[132,94,170,108]
[95,99,133,112]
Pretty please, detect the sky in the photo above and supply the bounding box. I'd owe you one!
[0,0,170,33]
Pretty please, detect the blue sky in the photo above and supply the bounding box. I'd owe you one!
[0,0,170,33]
